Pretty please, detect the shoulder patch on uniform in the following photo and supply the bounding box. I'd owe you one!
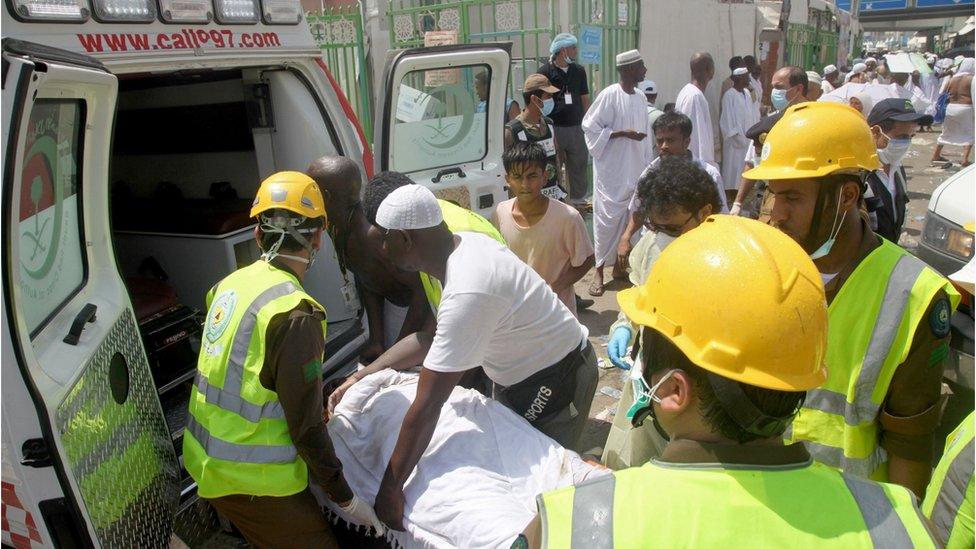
[929,298,951,339]
[510,534,529,549]
[303,359,322,382]
[205,290,238,343]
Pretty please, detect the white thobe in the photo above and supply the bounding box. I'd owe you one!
[720,87,757,191]
[922,73,940,115]
[675,83,716,167]
[821,80,836,94]
[582,83,654,267]
[749,75,764,118]
[890,83,931,115]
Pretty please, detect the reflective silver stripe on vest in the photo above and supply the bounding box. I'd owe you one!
[842,473,915,548]
[186,416,297,464]
[194,372,285,423]
[929,438,976,544]
[570,474,615,549]
[223,281,300,396]
[800,437,887,479]
[803,255,927,427]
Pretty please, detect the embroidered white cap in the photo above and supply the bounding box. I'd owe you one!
[823,64,838,75]
[375,184,443,231]
[615,49,643,67]
[638,79,657,93]
[732,67,749,76]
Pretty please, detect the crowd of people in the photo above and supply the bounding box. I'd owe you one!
[181,30,975,549]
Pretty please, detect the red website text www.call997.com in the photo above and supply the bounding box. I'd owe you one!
[77,29,281,53]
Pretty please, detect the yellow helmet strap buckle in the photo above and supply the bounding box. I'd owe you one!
[706,373,794,439]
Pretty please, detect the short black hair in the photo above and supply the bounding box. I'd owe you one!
[503,141,548,175]
[652,111,693,139]
[522,89,546,107]
[363,171,414,224]
[728,56,744,71]
[636,156,723,219]
[258,210,324,253]
[743,55,756,66]
[642,328,805,443]
[475,71,489,86]
[785,65,809,95]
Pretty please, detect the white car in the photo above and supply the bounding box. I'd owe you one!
[918,164,975,275]
[917,165,974,413]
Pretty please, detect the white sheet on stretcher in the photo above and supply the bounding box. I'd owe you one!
[317,370,606,549]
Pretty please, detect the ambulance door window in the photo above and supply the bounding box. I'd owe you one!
[16,100,86,337]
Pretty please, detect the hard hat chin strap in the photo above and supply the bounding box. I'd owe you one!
[259,217,317,264]
[706,373,797,439]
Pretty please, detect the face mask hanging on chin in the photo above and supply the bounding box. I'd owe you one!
[809,188,847,261]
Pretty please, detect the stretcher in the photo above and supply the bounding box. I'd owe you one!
[316,370,607,548]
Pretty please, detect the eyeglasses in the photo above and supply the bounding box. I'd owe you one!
[645,212,696,237]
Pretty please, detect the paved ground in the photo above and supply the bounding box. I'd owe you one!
[572,126,970,454]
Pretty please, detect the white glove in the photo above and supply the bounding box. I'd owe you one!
[729,202,742,216]
[339,495,387,536]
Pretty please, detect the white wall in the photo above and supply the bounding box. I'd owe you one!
[637,0,759,163]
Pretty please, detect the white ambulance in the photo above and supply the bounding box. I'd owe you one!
[1,0,511,543]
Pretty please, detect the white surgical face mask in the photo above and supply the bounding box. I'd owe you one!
[809,188,847,261]
[770,88,790,111]
[877,132,911,166]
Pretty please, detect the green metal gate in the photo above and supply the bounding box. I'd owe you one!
[786,22,839,72]
[571,0,640,95]
[308,4,372,141]
[387,0,556,102]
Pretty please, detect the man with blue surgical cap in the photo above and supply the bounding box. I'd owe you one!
[538,33,592,211]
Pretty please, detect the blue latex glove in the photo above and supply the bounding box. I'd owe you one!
[607,326,633,370]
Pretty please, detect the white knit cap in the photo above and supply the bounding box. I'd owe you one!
[823,64,838,75]
[852,62,867,74]
[615,49,643,67]
[806,71,822,85]
[732,67,749,76]
[638,79,657,93]
[375,185,443,231]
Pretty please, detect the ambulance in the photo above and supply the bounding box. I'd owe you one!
[1,0,511,542]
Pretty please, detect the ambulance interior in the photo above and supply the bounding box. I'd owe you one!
[107,67,363,508]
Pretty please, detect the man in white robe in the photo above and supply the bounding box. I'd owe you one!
[720,68,758,204]
[821,65,839,94]
[675,52,716,168]
[581,49,654,296]
[744,55,763,119]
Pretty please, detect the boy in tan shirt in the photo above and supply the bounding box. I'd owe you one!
[493,142,594,316]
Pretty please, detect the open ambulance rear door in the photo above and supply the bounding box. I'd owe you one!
[373,43,512,219]
[2,39,179,547]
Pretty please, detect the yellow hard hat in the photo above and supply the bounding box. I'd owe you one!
[250,171,327,222]
[742,101,880,181]
[617,216,828,391]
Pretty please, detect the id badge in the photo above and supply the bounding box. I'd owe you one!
[564,94,574,105]
[540,137,556,156]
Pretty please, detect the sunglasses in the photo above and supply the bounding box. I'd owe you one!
[645,212,696,237]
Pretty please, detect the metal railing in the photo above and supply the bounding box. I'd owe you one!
[308,4,373,141]
[571,0,640,94]
[786,22,839,72]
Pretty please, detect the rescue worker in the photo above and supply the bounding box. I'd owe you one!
[504,74,565,200]
[521,216,937,547]
[922,258,975,549]
[742,102,960,498]
[183,172,383,546]
[923,411,975,548]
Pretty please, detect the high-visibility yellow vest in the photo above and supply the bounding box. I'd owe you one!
[923,411,975,549]
[183,260,326,499]
[536,459,936,547]
[420,200,507,311]
[786,238,959,480]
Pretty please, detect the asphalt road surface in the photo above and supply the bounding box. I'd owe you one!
[572,127,970,454]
